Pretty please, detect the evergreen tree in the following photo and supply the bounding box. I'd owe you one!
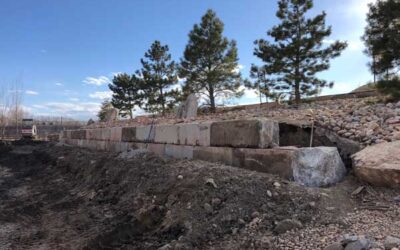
[362,0,400,80]
[97,99,113,122]
[108,73,142,119]
[138,40,180,116]
[179,9,243,113]
[253,0,347,104]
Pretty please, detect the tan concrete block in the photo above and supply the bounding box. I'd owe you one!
[210,119,279,148]
[193,146,234,165]
[233,147,297,179]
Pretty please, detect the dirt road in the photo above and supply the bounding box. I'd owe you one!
[0,141,398,249]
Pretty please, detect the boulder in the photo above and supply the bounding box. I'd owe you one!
[293,147,346,187]
[176,94,198,119]
[352,141,400,187]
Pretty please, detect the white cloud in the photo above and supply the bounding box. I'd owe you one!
[69,97,80,102]
[239,86,258,99]
[321,82,357,95]
[83,76,111,86]
[26,90,39,95]
[347,40,364,51]
[55,82,63,86]
[32,102,101,117]
[233,64,245,74]
[89,91,112,100]
[40,49,47,53]
[111,72,123,77]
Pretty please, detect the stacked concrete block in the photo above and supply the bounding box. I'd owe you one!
[70,130,86,140]
[193,146,234,165]
[178,122,211,146]
[121,127,136,142]
[232,147,297,180]
[154,125,179,144]
[165,144,194,159]
[210,119,279,148]
[136,126,156,142]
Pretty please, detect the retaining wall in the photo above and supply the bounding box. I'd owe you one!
[60,118,350,185]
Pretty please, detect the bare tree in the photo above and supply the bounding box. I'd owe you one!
[8,77,24,137]
[0,84,10,139]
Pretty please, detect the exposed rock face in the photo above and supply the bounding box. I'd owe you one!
[352,141,400,187]
[176,94,198,119]
[293,147,347,187]
[105,108,118,122]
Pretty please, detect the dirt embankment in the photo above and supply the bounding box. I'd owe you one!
[0,142,399,249]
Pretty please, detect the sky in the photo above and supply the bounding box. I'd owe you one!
[0,0,376,120]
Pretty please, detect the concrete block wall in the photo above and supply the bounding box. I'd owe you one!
[61,118,347,187]
[60,119,294,181]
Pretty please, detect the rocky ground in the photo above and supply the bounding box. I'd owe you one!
[0,141,399,249]
[86,97,400,148]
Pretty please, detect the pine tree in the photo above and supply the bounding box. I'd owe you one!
[179,9,243,113]
[97,99,113,122]
[253,0,347,104]
[138,40,180,116]
[362,0,400,80]
[108,73,142,119]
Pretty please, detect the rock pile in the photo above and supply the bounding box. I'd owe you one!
[85,96,400,148]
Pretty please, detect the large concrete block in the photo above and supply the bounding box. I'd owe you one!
[210,119,279,148]
[147,143,166,156]
[87,128,111,141]
[154,124,179,144]
[165,144,193,159]
[193,146,234,165]
[110,127,122,141]
[136,125,156,142]
[233,147,297,180]
[70,130,87,140]
[121,127,136,142]
[178,122,211,146]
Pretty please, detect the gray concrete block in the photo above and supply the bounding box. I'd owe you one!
[121,127,136,142]
[136,125,156,142]
[178,122,211,146]
[165,144,193,159]
[154,124,179,144]
[70,130,87,140]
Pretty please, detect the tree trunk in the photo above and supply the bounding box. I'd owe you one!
[294,80,301,105]
[160,87,165,116]
[209,86,216,113]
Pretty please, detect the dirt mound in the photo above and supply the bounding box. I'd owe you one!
[0,142,398,249]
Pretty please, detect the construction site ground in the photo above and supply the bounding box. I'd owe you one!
[0,141,399,250]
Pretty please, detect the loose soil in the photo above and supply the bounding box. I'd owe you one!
[0,141,399,249]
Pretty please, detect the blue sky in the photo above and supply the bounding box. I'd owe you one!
[0,0,376,119]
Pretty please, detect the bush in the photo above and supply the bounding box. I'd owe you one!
[376,76,400,100]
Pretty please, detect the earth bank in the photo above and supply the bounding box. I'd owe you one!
[0,141,399,249]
